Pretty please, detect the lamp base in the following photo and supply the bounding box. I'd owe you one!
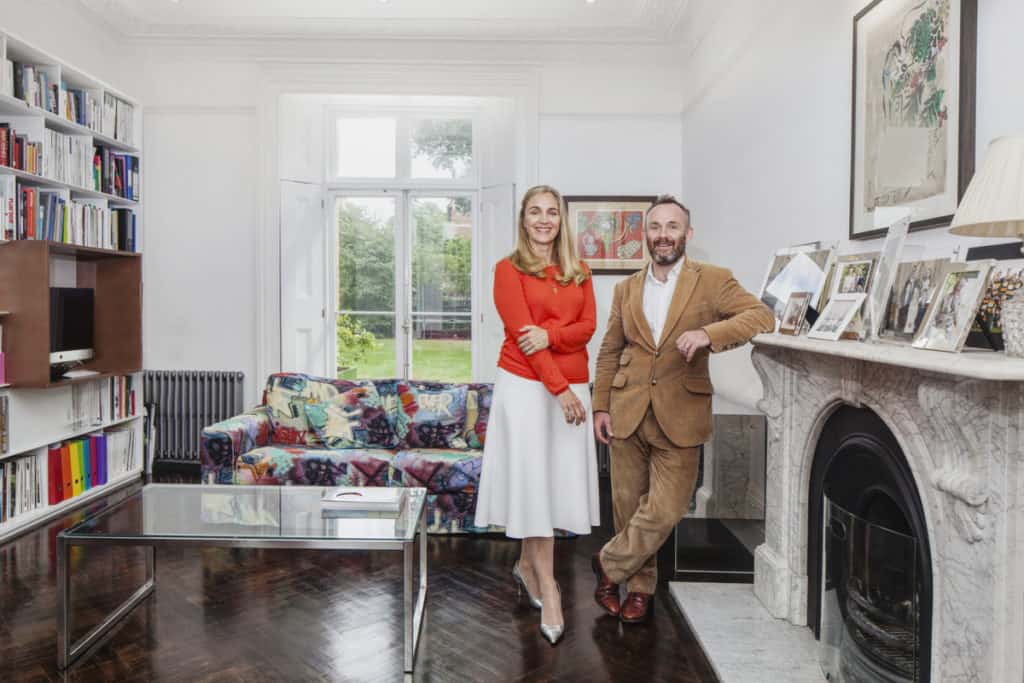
[1002,287,1024,358]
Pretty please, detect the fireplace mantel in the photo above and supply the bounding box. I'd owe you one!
[753,333,1024,382]
[749,333,1024,682]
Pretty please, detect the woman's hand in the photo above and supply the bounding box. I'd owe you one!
[517,325,550,356]
[557,389,586,426]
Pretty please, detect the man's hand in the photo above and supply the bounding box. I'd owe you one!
[675,329,711,362]
[594,411,614,444]
[517,325,550,356]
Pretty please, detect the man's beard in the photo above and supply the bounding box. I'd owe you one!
[648,237,686,265]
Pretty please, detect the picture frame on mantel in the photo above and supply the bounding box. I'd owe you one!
[849,0,978,240]
[564,195,655,274]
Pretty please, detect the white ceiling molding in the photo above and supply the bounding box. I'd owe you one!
[677,0,782,113]
[75,0,690,44]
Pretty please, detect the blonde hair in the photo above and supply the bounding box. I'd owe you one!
[509,185,589,286]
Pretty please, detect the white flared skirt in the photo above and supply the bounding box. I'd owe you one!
[473,368,601,538]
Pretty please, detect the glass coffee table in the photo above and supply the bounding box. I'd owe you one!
[57,484,427,672]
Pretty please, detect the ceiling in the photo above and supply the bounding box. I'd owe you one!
[76,0,691,43]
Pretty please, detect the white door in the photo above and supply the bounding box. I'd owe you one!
[280,180,328,376]
[475,183,516,382]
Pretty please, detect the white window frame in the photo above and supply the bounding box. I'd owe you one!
[327,105,480,191]
[326,105,481,380]
[328,189,479,381]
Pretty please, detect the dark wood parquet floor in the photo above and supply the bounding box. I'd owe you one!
[0,469,719,682]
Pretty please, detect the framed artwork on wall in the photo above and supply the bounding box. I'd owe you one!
[564,196,655,274]
[849,0,978,239]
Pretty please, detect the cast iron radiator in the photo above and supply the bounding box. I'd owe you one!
[143,370,245,463]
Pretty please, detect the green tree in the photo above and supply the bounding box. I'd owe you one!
[410,119,472,177]
[336,314,376,372]
[337,201,395,336]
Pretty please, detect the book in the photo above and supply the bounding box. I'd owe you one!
[320,487,407,513]
[0,395,8,455]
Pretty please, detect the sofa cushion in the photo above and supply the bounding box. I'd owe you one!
[393,382,470,449]
[235,446,395,487]
[463,383,493,449]
[263,373,370,445]
[303,384,398,449]
[390,449,481,494]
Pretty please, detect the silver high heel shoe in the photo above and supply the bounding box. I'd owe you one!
[539,584,564,646]
[513,561,543,609]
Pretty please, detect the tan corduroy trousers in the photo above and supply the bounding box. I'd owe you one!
[599,407,701,594]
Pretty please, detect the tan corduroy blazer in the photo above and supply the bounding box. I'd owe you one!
[592,258,775,447]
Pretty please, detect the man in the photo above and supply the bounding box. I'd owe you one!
[590,195,775,623]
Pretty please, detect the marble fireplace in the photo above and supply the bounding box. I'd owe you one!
[750,334,1024,682]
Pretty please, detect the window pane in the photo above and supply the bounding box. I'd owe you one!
[412,317,471,382]
[336,117,396,178]
[337,313,396,380]
[336,197,395,312]
[336,197,397,380]
[411,196,472,381]
[410,118,472,180]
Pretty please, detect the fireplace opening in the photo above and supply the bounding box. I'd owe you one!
[808,406,932,682]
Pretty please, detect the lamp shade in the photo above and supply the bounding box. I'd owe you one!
[949,136,1024,237]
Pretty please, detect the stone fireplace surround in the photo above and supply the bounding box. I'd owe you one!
[750,334,1024,682]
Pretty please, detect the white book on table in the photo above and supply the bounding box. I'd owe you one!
[320,487,407,513]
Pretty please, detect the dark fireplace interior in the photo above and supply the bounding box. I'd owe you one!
[808,406,932,682]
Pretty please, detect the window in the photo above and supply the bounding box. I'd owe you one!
[335,117,397,178]
[332,112,475,184]
[331,107,477,382]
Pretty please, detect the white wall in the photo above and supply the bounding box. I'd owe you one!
[680,0,1024,413]
[538,114,684,377]
[2,0,126,88]
[142,110,260,398]
[123,37,684,398]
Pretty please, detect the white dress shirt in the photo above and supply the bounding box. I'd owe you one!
[643,259,684,346]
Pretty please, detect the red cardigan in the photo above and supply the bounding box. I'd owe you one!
[493,258,596,395]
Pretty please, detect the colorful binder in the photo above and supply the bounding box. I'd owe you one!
[47,445,62,504]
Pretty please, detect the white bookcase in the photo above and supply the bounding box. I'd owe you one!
[0,28,144,543]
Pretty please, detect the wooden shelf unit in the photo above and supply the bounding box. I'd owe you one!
[0,240,141,388]
[0,27,144,546]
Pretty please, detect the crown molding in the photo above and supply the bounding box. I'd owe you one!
[76,0,690,45]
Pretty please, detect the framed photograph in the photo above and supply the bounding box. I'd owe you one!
[912,261,993,352]
[564,196,655,274]
[809,293,868,341]
[882,258,950,340]
[849,0,978,239]
[819,252,880,311]
[965,241,1024,349]
[780,292,813,335]
[759,246,834,319]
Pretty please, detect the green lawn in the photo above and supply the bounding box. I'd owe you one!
[345,338,471,382]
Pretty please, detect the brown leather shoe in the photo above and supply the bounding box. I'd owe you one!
[591,554,620,617]
[619,592,654,623]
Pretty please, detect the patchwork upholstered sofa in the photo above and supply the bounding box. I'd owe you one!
[200,372,495,534]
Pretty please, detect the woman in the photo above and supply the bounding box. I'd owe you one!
[474,185,601,646]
